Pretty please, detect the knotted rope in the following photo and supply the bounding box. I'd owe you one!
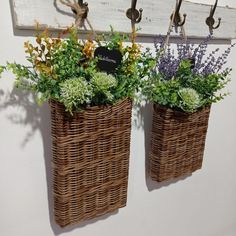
[164,0,187,53]
[59,0,88,27]
[58,0,98,40]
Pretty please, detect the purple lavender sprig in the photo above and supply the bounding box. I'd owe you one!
[154,35,235,80]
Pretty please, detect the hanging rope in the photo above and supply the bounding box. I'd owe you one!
[84,18,98,39]
[58,0,88,27]
[131,22,136,45]
[58,0,98,40]
[164,0,187,53]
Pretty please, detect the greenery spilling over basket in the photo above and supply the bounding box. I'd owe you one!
[143,36,234,182]
[0,26,154,113]
[142,36,234,112]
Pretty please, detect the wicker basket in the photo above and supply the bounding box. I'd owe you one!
[50,98,132,227]
[149,103,211,182]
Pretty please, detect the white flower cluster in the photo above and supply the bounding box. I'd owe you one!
[60,78,92,114]
[59,72,117,114]
[178,88,202,112]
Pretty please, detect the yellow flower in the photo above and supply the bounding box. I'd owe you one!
[83,40,95,58]
[118,41,123,52]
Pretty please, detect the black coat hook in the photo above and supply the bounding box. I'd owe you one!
[171,0,187,27]
[206,0,221,33]
[126,0,143,24]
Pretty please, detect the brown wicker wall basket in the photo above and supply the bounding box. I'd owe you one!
[50,98,132,228]
[149,103,211,182]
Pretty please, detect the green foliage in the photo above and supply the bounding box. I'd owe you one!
[91,72,117,104]
[0,66,5,78]
[97,26,128,52]
[51,37,97,82]
[185,73,230,105]
[59,78,92,114]
[2,25,232,115]
[151,78,181,108]
[6,63,37,90]
[176,59,193,82]
[98,28,156,101]
[2,26,154,114]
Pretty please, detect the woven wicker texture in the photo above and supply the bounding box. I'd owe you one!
[50,98,132,228]
[149,104,211,182]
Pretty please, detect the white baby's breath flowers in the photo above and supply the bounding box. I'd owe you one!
[60,77,92,114]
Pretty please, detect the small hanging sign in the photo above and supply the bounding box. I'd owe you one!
[94,47,122,73]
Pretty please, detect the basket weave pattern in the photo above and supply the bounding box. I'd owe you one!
[50,98,132,227]
[149,104,211,182]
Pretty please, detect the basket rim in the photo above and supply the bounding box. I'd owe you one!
[153,102,211,117]
[50,97,132,114]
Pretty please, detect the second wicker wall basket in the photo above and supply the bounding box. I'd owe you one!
[149,104,211,182]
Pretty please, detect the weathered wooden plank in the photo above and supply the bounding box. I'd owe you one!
[11,0,236,39]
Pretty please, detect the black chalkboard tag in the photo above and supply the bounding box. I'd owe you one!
[94,46,122,73]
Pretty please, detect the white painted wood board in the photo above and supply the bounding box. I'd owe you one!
[11,0,236,39]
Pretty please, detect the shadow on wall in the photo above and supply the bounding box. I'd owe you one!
[0,87,120,235]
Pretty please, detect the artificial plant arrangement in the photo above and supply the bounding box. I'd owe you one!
[143,36,234,182]
[0,26,152,114]
[143,36,234,112]
[0,26,154,227]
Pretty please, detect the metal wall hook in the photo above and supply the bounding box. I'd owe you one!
[170,0,187,27]
[206,0,221,33]
[126,0,143,24]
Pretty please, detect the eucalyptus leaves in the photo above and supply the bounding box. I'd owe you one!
[0,26,153,114]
